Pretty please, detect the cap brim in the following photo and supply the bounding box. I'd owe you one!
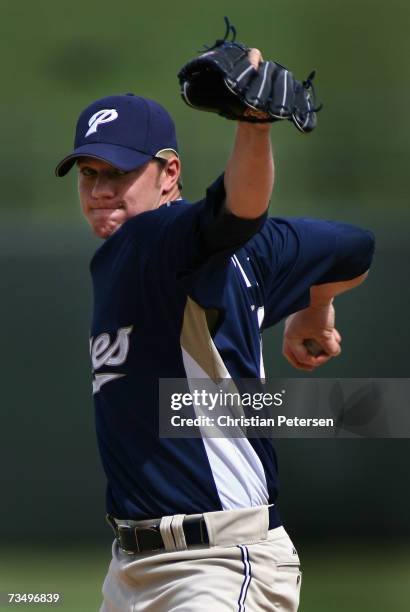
[55,143,153,177]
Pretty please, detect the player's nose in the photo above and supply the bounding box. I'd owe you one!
[91,175,116,199]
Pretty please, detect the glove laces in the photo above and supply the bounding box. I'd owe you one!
[302,70,323,114]
[199,16,237,52]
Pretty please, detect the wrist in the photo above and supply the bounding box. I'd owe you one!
[308,297,334,309]
[309,284,336,308]
[237,121,272,133]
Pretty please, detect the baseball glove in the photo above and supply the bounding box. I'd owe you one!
[177,17,322,132]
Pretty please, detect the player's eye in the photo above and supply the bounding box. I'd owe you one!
[79,167,97,177]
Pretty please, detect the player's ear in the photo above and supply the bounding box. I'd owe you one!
[161,156,181,195]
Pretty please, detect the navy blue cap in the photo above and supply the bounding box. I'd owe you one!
[55,94,178,177]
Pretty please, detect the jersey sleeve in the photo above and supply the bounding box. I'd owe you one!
[140,174,267,281]
[196,174,268,257]
[246,217,375,328]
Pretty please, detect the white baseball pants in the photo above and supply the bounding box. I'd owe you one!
[100,505,302,611]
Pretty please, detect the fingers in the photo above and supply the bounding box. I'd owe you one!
[247,48,263,70]
[283,339,318,371]
[283,332,342,372]
[228,48,264,94]
[283,346,332,371]
[320,332,342,357]
[283,346,315,372]
[305,329,343,358]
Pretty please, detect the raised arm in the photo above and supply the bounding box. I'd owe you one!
[224,122,274,219]
[224,49,274,219]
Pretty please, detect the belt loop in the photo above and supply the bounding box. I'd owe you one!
[159,516,177,551]
[159,515,187,551]
[170,514,187,551]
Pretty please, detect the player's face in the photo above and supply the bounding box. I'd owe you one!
[77,158,165,239]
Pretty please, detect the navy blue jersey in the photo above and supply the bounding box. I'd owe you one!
[89,175,375,520]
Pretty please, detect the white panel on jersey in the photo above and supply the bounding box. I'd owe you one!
[181,348,268,508]
[180,298,269,510]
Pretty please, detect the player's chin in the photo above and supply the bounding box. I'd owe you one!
[91,218,123,239]
[87,211,126,239]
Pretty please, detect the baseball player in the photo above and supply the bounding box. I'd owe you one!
[56,37,374,612]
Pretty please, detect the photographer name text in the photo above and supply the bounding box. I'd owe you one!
[170,415,334,428]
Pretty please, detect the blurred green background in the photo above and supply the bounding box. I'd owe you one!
[1,0,410,610]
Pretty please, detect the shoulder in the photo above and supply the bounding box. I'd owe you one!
[119,200,198,236]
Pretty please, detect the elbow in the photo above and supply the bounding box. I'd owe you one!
[338,226,376,279]
[356,228,376,274]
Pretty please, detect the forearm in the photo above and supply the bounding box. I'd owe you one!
[309,271,369,307]
[224,122,274,219]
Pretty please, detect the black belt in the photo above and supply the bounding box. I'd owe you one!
[106,513,209,554]
[107,506,281,555]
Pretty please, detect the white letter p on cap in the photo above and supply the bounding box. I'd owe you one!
[85,109,118,137]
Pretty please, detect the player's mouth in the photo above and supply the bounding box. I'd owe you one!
[90,204,125,212]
